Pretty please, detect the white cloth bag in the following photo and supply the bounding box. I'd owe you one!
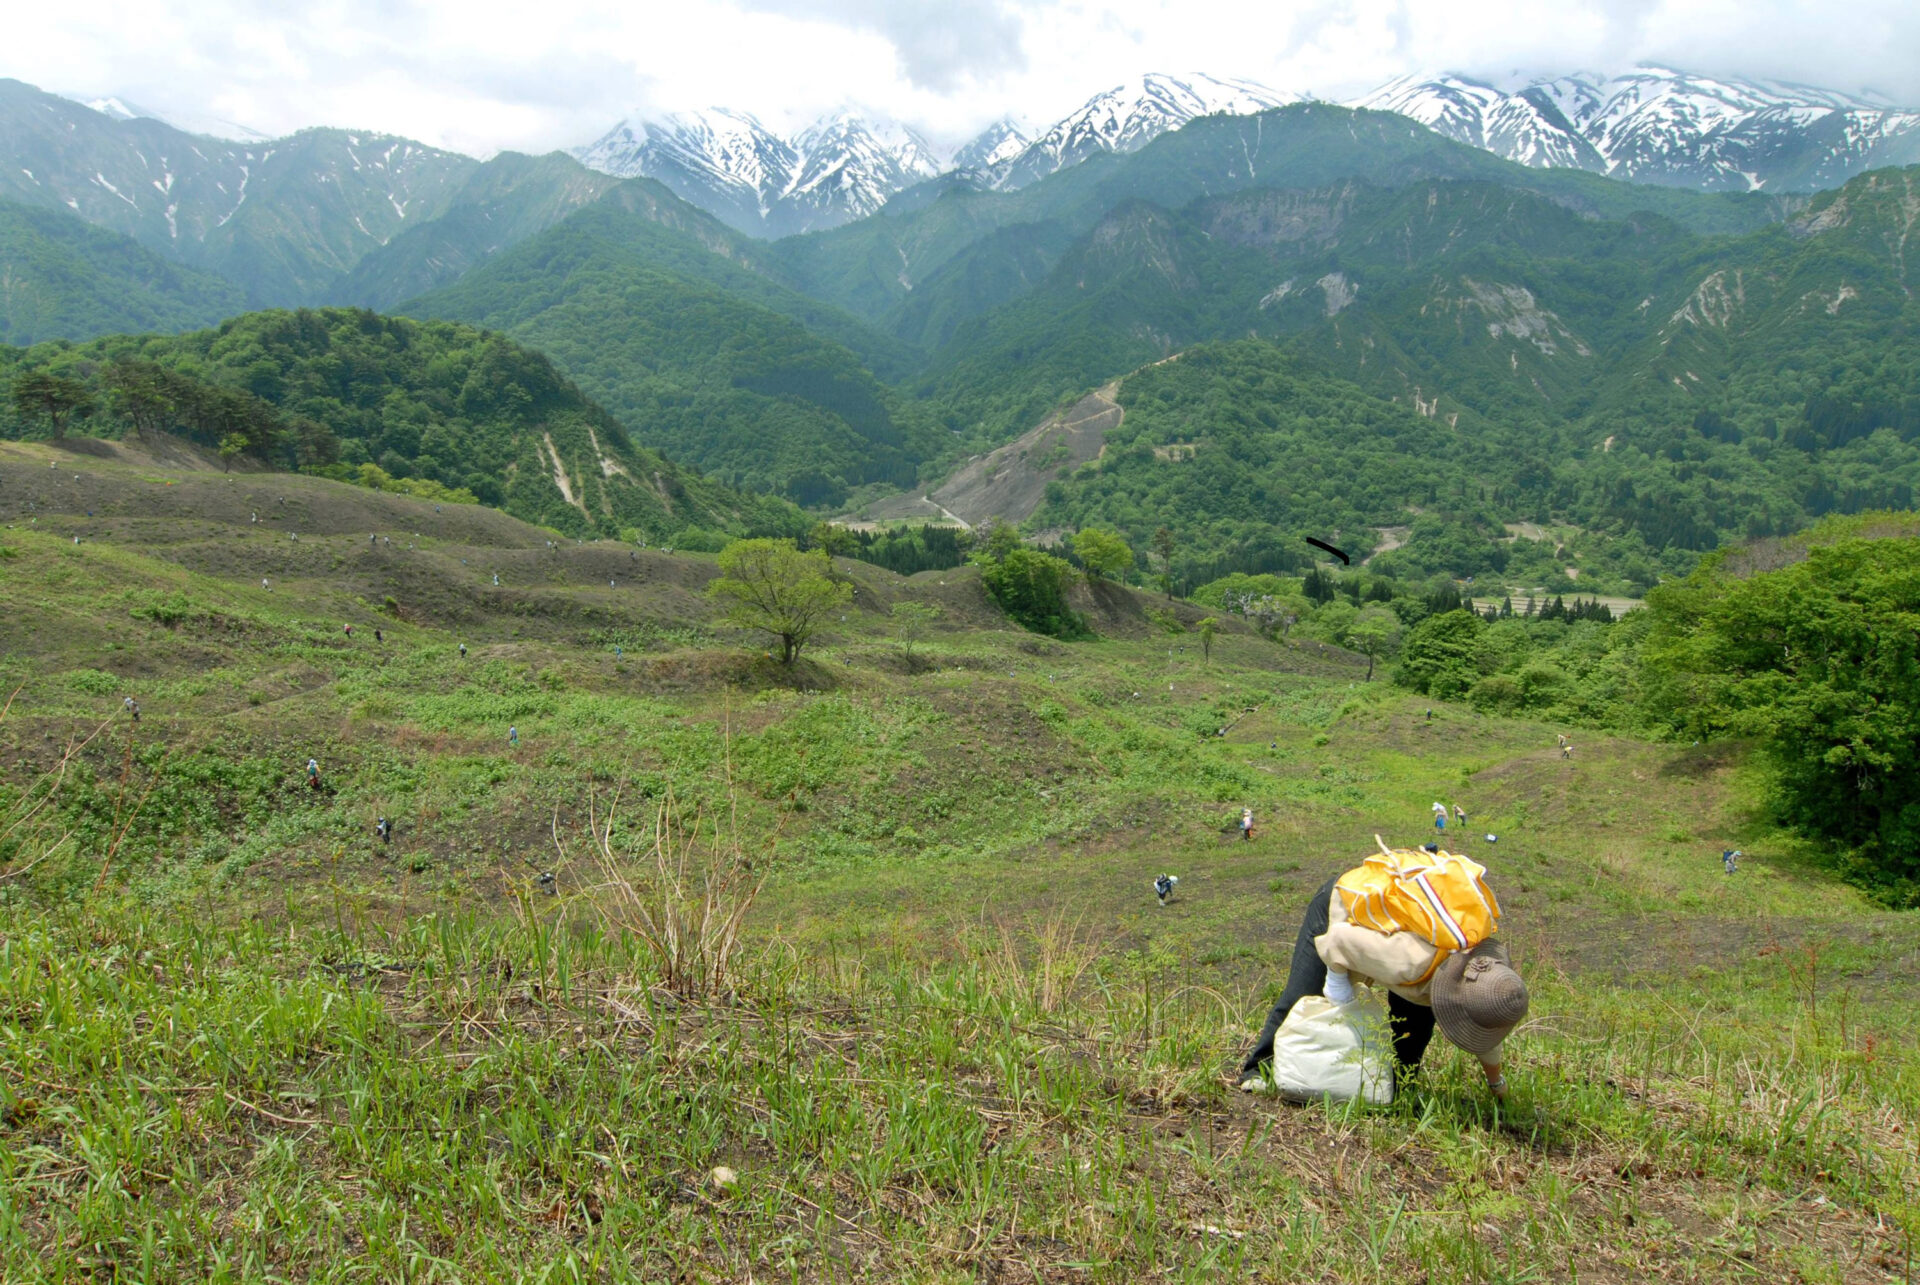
[1268,993,1395,1105]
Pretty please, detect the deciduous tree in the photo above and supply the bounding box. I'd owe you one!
[708,539,852,666]
[1072,527,1133,582]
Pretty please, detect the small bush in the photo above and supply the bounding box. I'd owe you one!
[66,669,121,696]
[131,590,195,628]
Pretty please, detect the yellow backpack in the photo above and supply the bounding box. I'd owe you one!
[1335,837,1501,953]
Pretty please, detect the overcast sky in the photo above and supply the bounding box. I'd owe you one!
[10,0,1920,156]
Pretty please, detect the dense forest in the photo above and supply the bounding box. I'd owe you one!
[0,308,804,542]
[0,199,245,346]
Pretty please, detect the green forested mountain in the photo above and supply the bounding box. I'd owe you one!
[894,162,1920,578]
[0,308,803,541]
[0,80,479,307]
[0,199,244,345]
[401,195,932,505]
[329,152,621,310]
[0,79,628,313]
[767,104,1785,329]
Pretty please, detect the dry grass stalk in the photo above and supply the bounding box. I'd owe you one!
[583,785,767,999]
[985,911,1099,1015]
[1,686,154,885]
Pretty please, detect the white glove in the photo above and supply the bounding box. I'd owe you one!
[1323,971,1356,1006]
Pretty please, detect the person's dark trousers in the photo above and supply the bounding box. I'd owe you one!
[1239,875,1437,1075]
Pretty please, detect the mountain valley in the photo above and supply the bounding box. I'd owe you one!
[3,73,1919,595]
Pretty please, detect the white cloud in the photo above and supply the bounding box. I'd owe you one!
[7,0,1919,157]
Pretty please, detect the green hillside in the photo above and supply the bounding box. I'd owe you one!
[0,307,803,542]
[0,199,245,345]
[403,199,933,505]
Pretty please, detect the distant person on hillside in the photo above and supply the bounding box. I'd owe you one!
[343,624,353,639]
[1241,808,1255,841]
[1240,845,1527,1099]
[374,628,383,644]
[1154,873,1178,906]
[1561,742,1573,761]
[262,578,270,591]
[458,643,467,659]
[1723,848,1740,875]
[306,758,321,791]
[123,696,139,723]
[508,726,518,748]
[1433,802,1447,836]
[492,573,499,586]
[376,817,391,845]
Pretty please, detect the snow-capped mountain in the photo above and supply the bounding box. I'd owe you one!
[571,74,1308,235]
[952,116,1032,173]
[786,112,942,230]
[73,92,269,142]
[981,73,1303,190]
[1357,68,1920,191]
[573,108,940,237]
[575,108,797,234]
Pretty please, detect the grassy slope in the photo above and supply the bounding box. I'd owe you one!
[1,437,1915,1282]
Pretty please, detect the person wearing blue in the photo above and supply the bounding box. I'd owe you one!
[1154,874,1178,906]
[1433,802,1447,835]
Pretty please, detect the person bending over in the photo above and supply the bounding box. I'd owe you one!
[1241,864,1528,1098]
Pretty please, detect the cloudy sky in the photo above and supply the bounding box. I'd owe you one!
[10,0,1920,155]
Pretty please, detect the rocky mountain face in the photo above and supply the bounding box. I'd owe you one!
[1358,68,1920,191]
[573,108,941,238]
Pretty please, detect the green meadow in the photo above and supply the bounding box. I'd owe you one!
[2,439,1915,1283]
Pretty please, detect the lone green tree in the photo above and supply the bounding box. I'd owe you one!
[1197,617,1219,662]
[708,538,852,666]
[890,601,940,663]
[1348,605,1404,681]
[1072,527,1133,582]
[11,371,95,440]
